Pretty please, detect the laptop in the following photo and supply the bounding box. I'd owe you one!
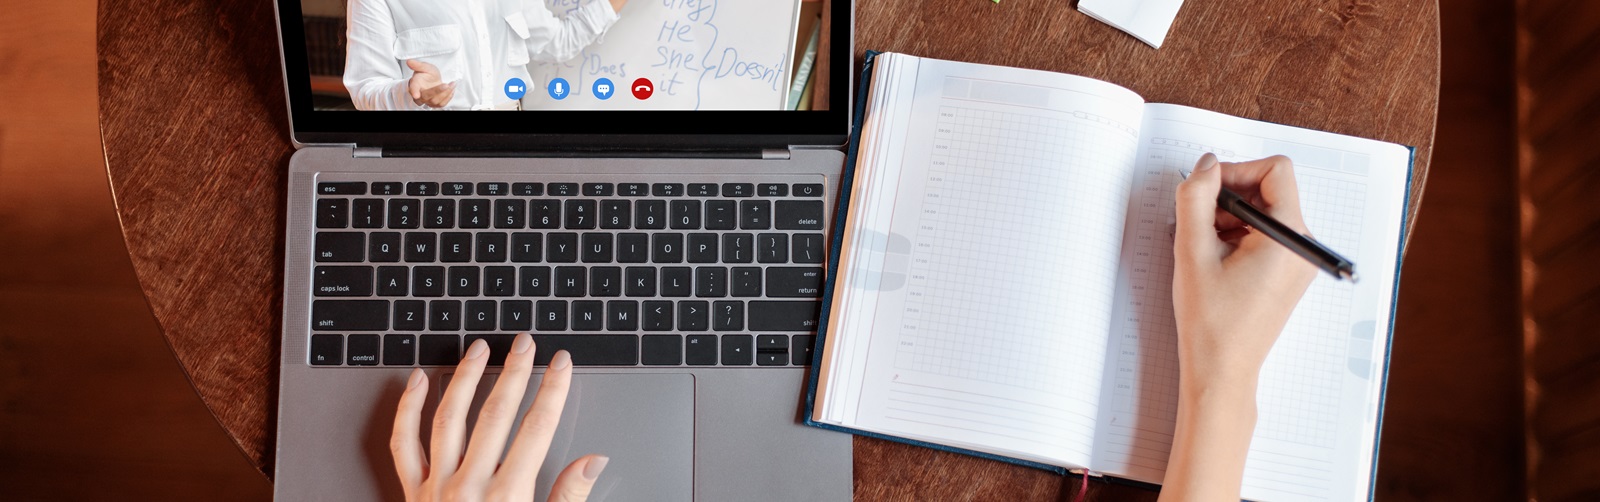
[270,0,853,500]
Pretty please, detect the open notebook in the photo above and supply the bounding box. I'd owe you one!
[805,52,1412,502]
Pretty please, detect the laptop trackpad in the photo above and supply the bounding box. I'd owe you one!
[446,372,694,502]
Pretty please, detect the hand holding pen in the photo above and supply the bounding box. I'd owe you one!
[1179,154,1359,282]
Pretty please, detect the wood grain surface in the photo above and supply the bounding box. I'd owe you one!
[98,0,293,474]
[97,0,1438,499]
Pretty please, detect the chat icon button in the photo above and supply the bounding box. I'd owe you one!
[593,78,615,100]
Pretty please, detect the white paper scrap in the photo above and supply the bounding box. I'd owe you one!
[1078,0,1187,49]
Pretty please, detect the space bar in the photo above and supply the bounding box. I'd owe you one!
[530,335,639,366]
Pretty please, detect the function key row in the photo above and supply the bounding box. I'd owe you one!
[317,182,826,198]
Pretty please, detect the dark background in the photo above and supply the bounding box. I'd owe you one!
[0,0,1579,500]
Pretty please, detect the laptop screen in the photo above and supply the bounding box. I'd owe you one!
[279,0,848,147]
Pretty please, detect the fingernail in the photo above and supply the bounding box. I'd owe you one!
[1196,153,1219,171]
[583,456,610,480]
[406,368,424,390]
[551,350,572,370]
[511,333,532,354]
[465,339,488,360]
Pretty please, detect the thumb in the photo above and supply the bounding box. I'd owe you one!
[1174,153,1224,265]
[548,455,608,502]
[406,59,438,75]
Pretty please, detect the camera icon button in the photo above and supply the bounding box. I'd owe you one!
[504,78,527,100]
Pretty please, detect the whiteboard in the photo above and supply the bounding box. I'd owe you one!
[521,0,801,110]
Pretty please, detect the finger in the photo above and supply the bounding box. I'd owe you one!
[497,350,575,494]
[548,455,610,502]
[1217,226,1251,243]
[391,369,429,494]
[1174,153,1225,265]
[419,83,442,100]
[1212,209,1247,232]
[459,334,536,482]
[429,338,491,485]
[421,82,455,107]
[435,83,455,106]
[1217,155,1309,232]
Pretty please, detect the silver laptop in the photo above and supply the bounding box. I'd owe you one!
[270,0,852,499]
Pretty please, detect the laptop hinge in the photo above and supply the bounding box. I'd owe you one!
[356,145,793,159]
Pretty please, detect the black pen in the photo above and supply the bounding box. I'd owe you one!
[1179,169,1360,283]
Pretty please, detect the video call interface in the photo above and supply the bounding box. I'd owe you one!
[300,0,828,112]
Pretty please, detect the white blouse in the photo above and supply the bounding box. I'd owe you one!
[343,0,619,110]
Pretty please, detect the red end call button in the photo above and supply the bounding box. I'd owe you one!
[631,78,654,100]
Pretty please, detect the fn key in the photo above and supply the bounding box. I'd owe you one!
[310,334,342,366]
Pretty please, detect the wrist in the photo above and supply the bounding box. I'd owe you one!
[1176,340,1261,413]
[1179,369,1259,408]
[1175,325,1274,392]
[1176,370,1259,444]
[1180,360,1263,395]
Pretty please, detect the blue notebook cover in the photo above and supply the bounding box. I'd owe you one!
[801,50,1415,499]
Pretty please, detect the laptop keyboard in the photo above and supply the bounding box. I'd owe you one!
[306,179,828,368]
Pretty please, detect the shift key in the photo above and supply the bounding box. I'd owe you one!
[312,300,389,331]
[748,301,820,331]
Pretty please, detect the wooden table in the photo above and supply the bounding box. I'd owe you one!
[98,0,1437,499]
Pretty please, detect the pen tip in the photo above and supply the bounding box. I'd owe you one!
[1339,269,1359,283]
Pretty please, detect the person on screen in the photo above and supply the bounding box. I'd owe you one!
[343,0,629,110]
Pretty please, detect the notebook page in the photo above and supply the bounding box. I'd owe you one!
[816,52,920,422]
[815,54,1146,467]
[1090,104,1408,501]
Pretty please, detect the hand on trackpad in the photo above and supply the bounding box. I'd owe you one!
[444,371,695,502]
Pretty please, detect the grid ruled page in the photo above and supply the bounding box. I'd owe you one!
[894,106,1130,391]
[818,54,1147,467]
[1091,104,1410,502]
